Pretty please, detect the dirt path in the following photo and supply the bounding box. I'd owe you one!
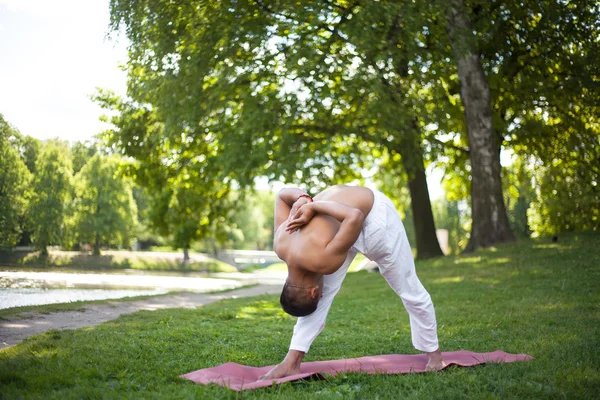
[0,284,281,350]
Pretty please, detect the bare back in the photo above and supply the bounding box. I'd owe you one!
[274,185,374,273]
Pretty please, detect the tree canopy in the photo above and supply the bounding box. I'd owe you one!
[73,154,138,255]
[0,114,32,248]
[102,0,599,254]
[29,140,74,255]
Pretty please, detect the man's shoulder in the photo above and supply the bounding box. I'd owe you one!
[295,236,346,274]
[273,234,289,261]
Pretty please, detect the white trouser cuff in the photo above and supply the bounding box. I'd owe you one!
[289,344,310,353]
[414,342,440,353]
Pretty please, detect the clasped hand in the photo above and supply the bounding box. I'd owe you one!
[286,202,315,234]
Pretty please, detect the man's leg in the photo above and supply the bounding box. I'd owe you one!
[289,248,357,353]
[374,209,439,353]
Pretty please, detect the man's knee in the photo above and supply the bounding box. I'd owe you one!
[401,291,432,310]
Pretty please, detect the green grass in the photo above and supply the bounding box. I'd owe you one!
[0,250,237,273]
[1,232,599,399]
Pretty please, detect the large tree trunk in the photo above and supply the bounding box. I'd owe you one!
[183,247,190,263]
[446,0,516,252]
[397,133,444,259]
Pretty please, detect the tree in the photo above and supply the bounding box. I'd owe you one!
[107,0,598,256]
[428,0,599,250]
[14,135,41,175]
[106,0,446,258]
[95,92,233,260]
[502,155,534,238]
[12,135,42,246]
[71,140,98,174]
[228,190,275,250]
[73,154,138,255]
[443,0,516,251]
[0,114,32,248]
[528,157,599,236]
[28,140,74,255]
[431,198,469,254]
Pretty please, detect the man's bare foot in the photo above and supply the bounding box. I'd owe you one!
[258,363,301,381]
[425,348,447,371]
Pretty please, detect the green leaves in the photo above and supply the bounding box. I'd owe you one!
[102,0,600,248]
[73,154,138,254]
[0,114,31,248]
[29,140,74,254]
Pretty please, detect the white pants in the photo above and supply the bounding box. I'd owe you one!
[289,189,439,353]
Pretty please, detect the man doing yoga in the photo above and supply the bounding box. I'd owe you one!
[260,185,446,380]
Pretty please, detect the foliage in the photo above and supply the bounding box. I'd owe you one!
[73,154,138,254]
[373,149,417,247]
[377,149,469,255]
[501,155,535,238]
[13,134,41,175]
[101,0,455,257]
[0,114,32,248]
[228,190,275,250]
[28,140,74,254]
[439,0,600,225]
[431,198,469,254]
[475,0,600,153]
[94,90,234,254]
[70,140,99,174]
[528,158,599,236]
[1,232,599,398]
[98,0,598,254]
[130,185,168,250]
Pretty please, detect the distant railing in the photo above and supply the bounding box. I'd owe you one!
[212,250,282,269]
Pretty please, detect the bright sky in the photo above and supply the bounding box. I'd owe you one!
[0,0,128,142]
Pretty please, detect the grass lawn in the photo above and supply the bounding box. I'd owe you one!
[1,232,598,399]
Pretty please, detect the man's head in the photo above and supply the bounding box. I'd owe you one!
[280,276,323,317]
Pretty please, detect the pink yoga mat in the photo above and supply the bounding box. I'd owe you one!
[181,350,533,391]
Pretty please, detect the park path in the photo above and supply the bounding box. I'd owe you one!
[0,284,281,350]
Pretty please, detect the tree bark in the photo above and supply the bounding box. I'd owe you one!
[396,132,444,259]
[446,0,516,252]
[93,235,101,256]
[183,247,190,263]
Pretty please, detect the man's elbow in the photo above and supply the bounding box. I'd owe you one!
[349,208,365,224]
[276,188,287,199]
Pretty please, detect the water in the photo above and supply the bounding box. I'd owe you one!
[0,267,248,310]
[0,288,168,310]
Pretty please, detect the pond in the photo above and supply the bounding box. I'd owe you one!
[0,267,247,310]
[0,288,169,310]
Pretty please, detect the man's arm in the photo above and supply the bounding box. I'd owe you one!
[274,188,311,232]
[259,250,358,381]
[308,201,364,274]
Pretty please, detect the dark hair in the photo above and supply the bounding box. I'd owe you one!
[280,285,319,317]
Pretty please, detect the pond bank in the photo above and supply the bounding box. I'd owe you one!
[0,250,237,273]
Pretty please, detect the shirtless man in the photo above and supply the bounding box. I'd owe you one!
[259,185,446,380]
